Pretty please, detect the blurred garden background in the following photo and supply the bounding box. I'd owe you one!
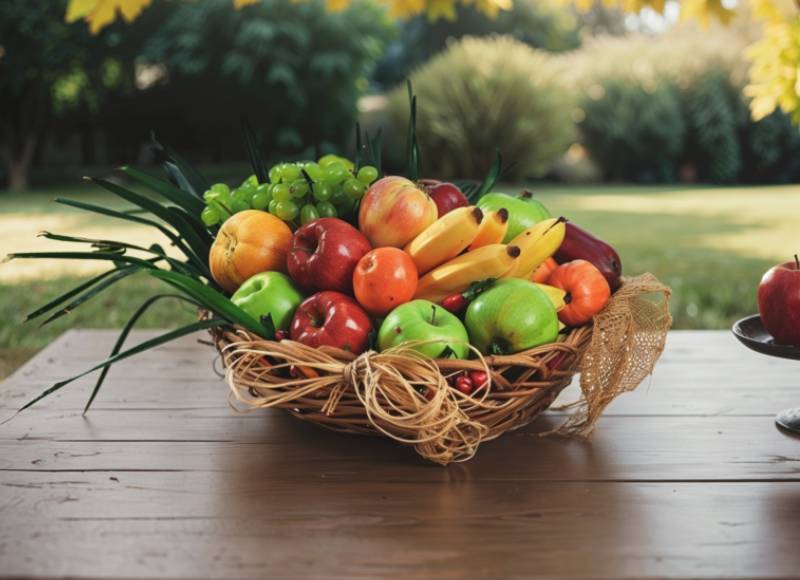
[2,0,799,378]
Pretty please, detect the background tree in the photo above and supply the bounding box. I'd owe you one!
[66,0,800,124]
[0,1,112,190]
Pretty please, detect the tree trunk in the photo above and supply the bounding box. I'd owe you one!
[1,133,37,192]
[1,80,48,192]
[6,158,30,191]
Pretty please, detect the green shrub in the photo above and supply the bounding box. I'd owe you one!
[739,110,800,183]
[682,69,742,183]
[373,0,582,88]
[387,36,574,180]
[560,27,800,184]
[579,77,685,182]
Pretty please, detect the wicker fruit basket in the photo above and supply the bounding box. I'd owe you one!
[210,273,671,465]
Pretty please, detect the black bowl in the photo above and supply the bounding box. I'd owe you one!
[732,314,800,361]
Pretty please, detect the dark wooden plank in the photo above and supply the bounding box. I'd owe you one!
[1,472,799,579]
[1,413,799,482]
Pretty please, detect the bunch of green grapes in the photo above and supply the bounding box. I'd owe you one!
[200,175,262,227]
[200,155,379,228]
[265,154,379,226]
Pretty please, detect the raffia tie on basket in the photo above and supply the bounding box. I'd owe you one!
[222,338,492,464]
[215,273,672,465]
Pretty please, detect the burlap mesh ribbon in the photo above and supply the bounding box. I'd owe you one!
[556,273,672,437]
[217,273,672,465]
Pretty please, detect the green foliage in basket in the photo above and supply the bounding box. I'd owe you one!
[386,36,575,181]
[3,131,280,416]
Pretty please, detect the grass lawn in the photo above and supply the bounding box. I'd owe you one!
[1,181,798,379]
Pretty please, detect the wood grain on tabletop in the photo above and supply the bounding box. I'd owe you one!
[0,329,798,579]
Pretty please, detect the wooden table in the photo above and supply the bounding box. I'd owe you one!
[1,330,798,579]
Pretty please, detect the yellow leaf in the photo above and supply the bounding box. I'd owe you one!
[473,0,512,18]
[87,1,118,34]
[118,0,153,22]
[426,0,458,20]
[65,0,98,22]
[234,0,261,7]
[749,94,778,121]
[388,0,426,19]
[325,0,350,11]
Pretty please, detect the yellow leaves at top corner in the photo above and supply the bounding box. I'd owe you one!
[66,0,154,33]
[66,0,265,34]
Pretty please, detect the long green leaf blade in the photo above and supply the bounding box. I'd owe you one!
[152,134,209,197]
[149,269,269,337]
[405,81,421,181]
[39,266,145,327]
[470,150,503,203]
[83,293,202,414]
[120,166,206,215]
[35,231,201,278]
[55,197,205,276]
[25,267,125,321]
[241,117,268,184]
[6,251,157,270]
[90,177,212,264]
[15,318,224,414]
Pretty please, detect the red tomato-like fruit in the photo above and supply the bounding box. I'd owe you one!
[547,259,611,327]
[353,247,418,316]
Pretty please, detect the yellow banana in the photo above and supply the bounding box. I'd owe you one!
[468,208,509,250]
[404,206,484,274]
[415,244,521,303]
[535,283,567,312]
[504,217,566,279]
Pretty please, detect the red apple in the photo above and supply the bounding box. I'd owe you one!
[358,176,437,248]
[287,217,371,294]
[758,255,800,346]
[424,181,469,217]
[290,291,373,354]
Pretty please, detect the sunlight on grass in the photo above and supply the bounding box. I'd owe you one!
[0,187,185,282]
[544,184,800,263]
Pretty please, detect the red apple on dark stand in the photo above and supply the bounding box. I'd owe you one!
[421,180,469,217]
[287,218,371,294]
[758,255,800,346]
[290,291,373,354]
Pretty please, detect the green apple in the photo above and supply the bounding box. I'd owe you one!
[465,278,558,355]
[477,192,551,242]
[231,272,304,331]
[378,299,470,359]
